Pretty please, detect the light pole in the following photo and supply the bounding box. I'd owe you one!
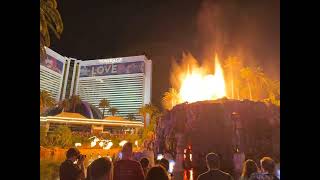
[231,112,241,151]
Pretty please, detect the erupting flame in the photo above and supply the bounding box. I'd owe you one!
[179,55,226,103]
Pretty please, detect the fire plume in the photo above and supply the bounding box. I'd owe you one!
[177,54,226,103]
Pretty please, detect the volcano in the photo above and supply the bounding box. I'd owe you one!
[154,98,280,179]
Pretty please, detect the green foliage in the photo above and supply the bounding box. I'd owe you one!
[46,126,72,148]
[40,126,48,146]
[99,99,110,118]
[40,90,56,114]
[71,134,91,145]
[108,107,119,116]
[40,0,63,60]
[141,109,162,143]
[40,160,60,180]
[126,113,136,121]
[162,88,180,110]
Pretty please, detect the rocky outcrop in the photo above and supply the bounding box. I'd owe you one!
[155,98,280,178]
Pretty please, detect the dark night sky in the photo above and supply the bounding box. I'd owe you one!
[51,0,279,109]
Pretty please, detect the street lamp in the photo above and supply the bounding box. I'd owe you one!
[231,112,241,151]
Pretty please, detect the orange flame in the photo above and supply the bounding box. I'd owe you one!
[179,54,226,103]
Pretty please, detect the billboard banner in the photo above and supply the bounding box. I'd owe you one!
[80,61,145,77]
[40,54,64,74]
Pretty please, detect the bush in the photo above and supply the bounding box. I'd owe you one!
[71,132,91,146]
[40,160,60,180]
[40,126,48,146]
[46,126,72,148]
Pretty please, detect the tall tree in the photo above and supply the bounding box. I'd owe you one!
[240,67,255,100]
[162,88,180,110]
[40,90,56,113]
[99,99,109,118]
[69,95,81,112]
[40,0,63,60]
[60,98,70,112]
[126,113,136,121]
[266,79,280,106]
[224,56,242,99]
[139,104,158,129]
[108,107,119,116]
[253,67,269,98]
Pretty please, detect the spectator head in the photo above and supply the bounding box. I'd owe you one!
[146,166,169,180]
[160,158,169,172]
[88,157,112,180]
[66,148,80,161]
[260,157,276,174]
[241,159,258,178]
[140,158,149,169]
[206,152,220,170]
[122,142,133,160]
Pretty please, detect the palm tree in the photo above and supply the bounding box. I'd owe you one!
[126,113,136,121]
[40,0,63,60]
[266,79,280,105]
[253,67,270,98]
[69,95,81,112]
[60,98,70,112]
[99,99,110,118]
[162,88,180,110]
[108,107,119,116]
[139,104,158,129]
[224,56,242,99]
[40,90,56,113]
[240,67,255,100]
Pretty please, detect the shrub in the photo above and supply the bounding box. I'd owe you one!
[47,126,72,148]
[40,160,60,180]
[40,126,48,146]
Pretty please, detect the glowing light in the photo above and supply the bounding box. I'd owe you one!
[104,142,113,150]
[157,154,164,160]
[75,143,82,147]
[119,140,128,147]
[190,169,193,180]
[169,160,175,173]
[99,141,104,147]
[135,140,138,146]
[90,141,96,147]
[179,55,226,103]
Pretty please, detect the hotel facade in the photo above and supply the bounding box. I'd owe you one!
[40,48,152,124]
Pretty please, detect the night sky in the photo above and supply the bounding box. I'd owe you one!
[51,0,279,109]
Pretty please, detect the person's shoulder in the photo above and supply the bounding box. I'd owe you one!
[115,159,140,166]
[129,159,142,167]
[249,172,270,180]
[60,160,72,167]
[197,172,208,180]
[218,170,232,177]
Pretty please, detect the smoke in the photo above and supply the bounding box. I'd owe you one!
[170,52,200,90]
[195,0,280,79]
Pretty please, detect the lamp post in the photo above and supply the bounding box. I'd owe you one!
[231,112,241,151]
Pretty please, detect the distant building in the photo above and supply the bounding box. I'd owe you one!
[40,47,67,101]
[40,47,152,123]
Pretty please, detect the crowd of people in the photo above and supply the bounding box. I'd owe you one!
[59,142,279,180]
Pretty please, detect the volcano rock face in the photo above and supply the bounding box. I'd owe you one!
[155,98,280,175]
